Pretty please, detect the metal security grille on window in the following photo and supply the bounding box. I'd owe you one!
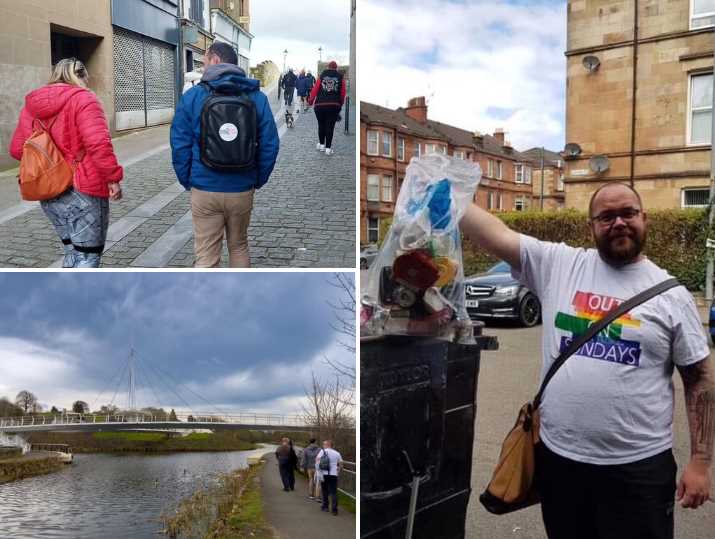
[144,43,175,111]
[113,28,145,114]
[684,189,710,208]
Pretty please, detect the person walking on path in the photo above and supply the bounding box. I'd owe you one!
[281,68,297,109]
[296,69,311,112]
[317,439,343,515]
[308,61,346,156]
[275,438,294,492]
[170,42,279,268]
[9,58,123,268]
[288,439,298,491]
[461,182,714,539]
[301,438,321,499]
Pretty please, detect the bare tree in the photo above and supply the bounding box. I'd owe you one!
[15,390,38,414]
[325,273,356,382]
[302,371,355,453]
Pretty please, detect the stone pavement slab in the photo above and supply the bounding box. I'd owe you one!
[259,453,355,539]
[0,86,356,268]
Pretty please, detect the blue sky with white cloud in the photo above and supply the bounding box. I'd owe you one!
[0,273,354,415]
[359,0,567,152]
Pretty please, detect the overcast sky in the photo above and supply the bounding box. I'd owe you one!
[0,273,354,416]
[250,0,352,74]
[359,0,567,152]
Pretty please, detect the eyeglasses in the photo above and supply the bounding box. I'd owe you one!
[591,208,641,226]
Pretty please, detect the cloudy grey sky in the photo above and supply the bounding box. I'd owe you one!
[359,0,567,152]
[250,0,351,74]
[0,273,354,415]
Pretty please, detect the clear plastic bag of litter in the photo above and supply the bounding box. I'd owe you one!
[361,153,482,342]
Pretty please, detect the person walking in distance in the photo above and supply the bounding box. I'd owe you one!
[305,70,316,107]
[281,68,297,109]
[301,438,321,499]
[275,438,293,492]
[317,439,343,515]
[9,58,123,268]
[288,438,298,491]
[461,182,714,539]
[308,61,346,156]
[296,69,311,112]
[170,42,279,268]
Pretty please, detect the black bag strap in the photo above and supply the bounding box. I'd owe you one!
[532,277,680,409]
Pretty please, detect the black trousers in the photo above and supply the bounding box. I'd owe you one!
[314,107,340,148]
[278,461,293,490]
[284,88,294,106]
[322,475,338,512]
[535,443,676,539]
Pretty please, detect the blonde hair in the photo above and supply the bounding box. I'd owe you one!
[48,58,89,87]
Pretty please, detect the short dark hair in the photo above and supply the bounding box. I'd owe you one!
[207,42,238,65]
[588,182,643,218]
[309,438,316,444]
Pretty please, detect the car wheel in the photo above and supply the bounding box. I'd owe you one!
[360,258,368,270]
[519,294,541,327]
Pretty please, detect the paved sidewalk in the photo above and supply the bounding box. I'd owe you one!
[259,453,355,539]
[0,87,355,268]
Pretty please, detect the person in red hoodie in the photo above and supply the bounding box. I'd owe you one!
[308,61,346,156]
[9,58,123,268]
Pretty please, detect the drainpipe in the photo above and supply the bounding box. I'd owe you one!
[628,0,639,188]
[540,146,545,210]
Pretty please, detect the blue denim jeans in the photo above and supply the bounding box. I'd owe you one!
[40,189,109,268]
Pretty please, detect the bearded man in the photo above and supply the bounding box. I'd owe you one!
[461,182,714,539]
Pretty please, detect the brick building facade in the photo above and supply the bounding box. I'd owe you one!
[360,97,535,244]
[521,147,566,210]
[564,0,713,210]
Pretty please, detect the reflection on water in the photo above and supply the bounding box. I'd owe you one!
[0,445,276,539]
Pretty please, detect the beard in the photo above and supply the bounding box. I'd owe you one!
[594,226,646,267]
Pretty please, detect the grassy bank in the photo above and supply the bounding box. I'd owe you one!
[0,455,64,484]
[27,431,260,453]
[295,468,356,514]
[162,460,274,539]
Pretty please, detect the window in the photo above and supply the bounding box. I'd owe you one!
[487,159,494,177]
[397,138,405,161]
[525,167,532,184]
[496,161,503,180]
[368,216,379,243]
[497,193,503,210]
[367,130,379,155]
[515,164,524,183]
[438,145,447,155]
[557,173,564,191]
[487,191,494,210]
[453,150,465,160]
[382,175,393,202]
[414,142,421,158]
[689,73,713,144]
[691,0,715,29]
[682,188,710,208]
[382,131,393,157]
[425,143,437,154]
[515,197,526,211]
[367,174,380,201]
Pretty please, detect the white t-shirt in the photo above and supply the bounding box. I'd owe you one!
[316,448,343,476]
[515,235,709,465]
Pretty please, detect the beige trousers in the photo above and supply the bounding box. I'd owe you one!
[190,187,254,268]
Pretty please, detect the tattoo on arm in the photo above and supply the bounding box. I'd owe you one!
[678,358,715,464]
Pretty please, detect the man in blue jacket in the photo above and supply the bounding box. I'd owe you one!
[170,42,279,267]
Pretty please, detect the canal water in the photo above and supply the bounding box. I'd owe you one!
[0,445,276,539]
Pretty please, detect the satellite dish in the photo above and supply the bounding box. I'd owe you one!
[564,142,582,157]
[582,55,600,72]
[589,154,610,173]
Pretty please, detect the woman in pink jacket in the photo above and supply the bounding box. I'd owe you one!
[9,58,123,268]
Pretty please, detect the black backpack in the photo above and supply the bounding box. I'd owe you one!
[199,83,257,172]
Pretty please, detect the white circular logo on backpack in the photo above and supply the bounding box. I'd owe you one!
[219,123,238,142]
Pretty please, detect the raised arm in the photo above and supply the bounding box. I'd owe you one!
[676,356,715,508]
[460,202,521,270]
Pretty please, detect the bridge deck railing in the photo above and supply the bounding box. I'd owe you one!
[0,413,313,428]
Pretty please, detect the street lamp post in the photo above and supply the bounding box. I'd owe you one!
[318,46,323,64]
[282,48,288,73]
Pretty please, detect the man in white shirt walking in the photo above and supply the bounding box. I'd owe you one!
[317,439,343,515]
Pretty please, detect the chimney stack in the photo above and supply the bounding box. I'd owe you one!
[405,96,428,123]
[493,128,505,145]
[473,131,484,147]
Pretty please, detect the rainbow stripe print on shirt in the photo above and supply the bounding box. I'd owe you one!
[555,291,643,367]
